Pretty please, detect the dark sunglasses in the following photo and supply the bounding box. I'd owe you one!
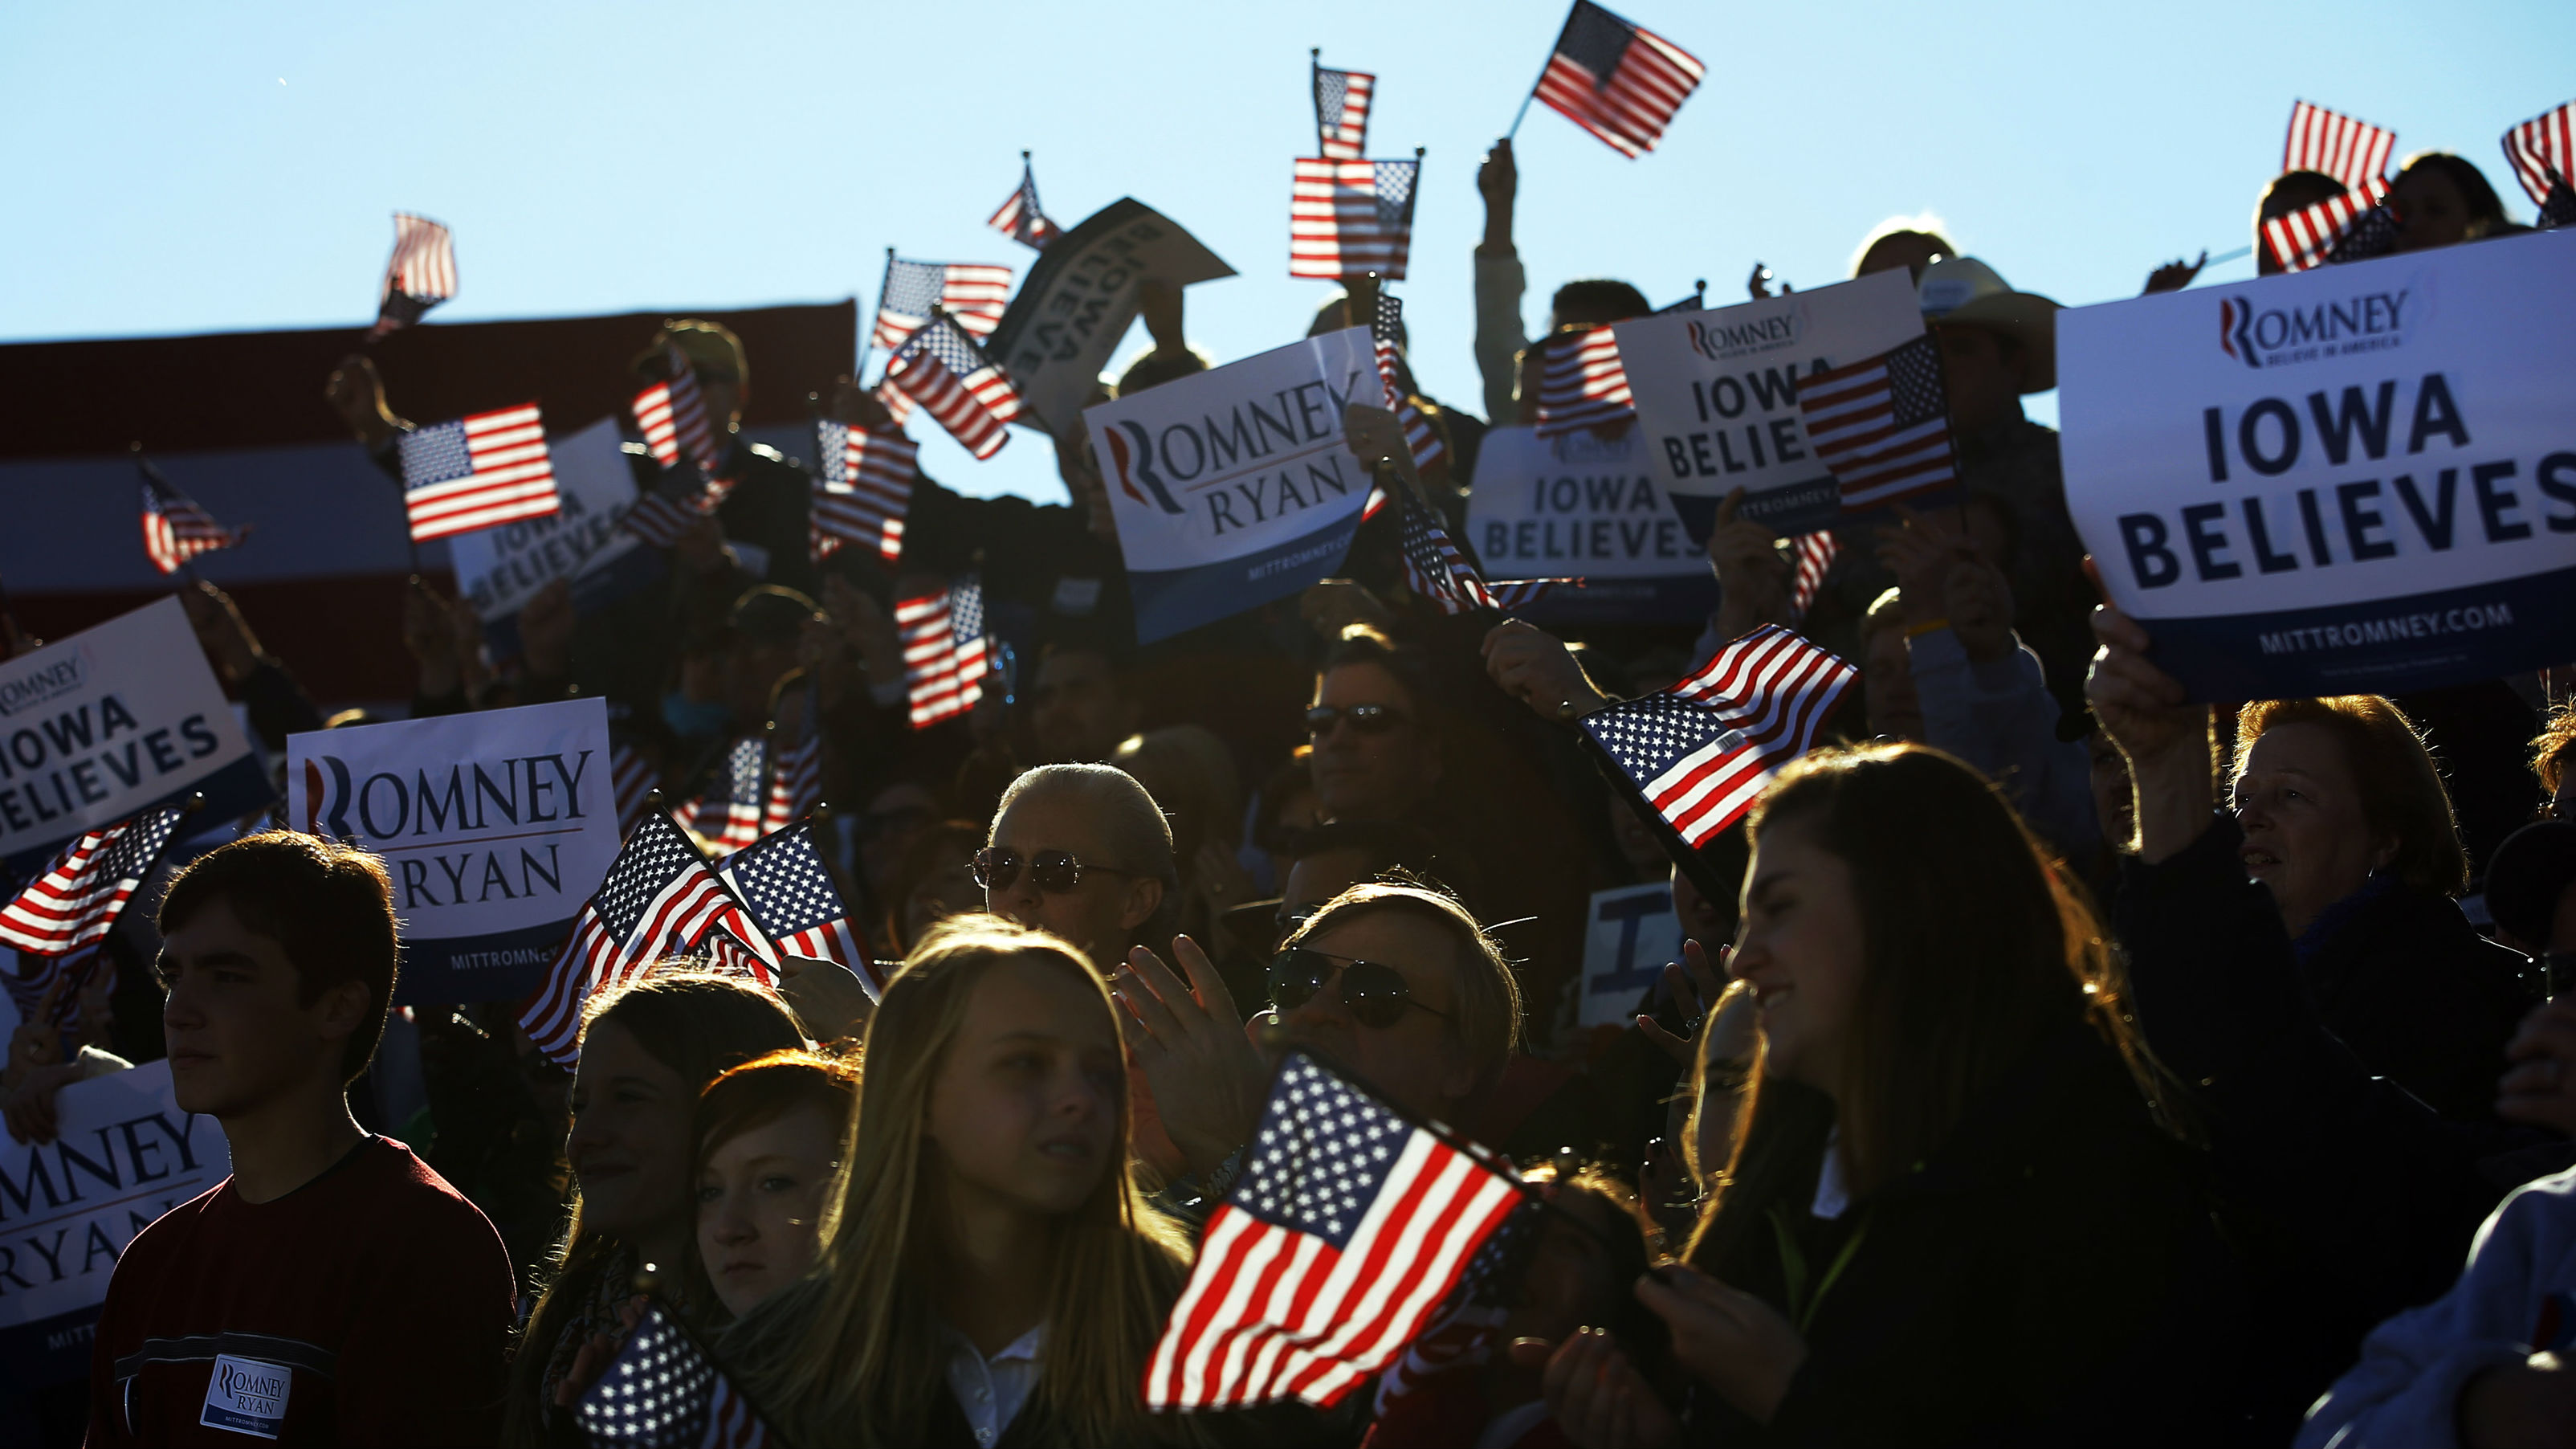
[1305,703,1407,737]
[1267,946,1450,1029]
[971,847,1135,895]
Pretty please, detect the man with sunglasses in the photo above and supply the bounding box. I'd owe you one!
[1307,631,1445,827]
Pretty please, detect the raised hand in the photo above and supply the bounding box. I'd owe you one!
[324,353,406,449]
[1478,139,1518,251]
[1112,935,1270,1177]
[1636,939,1730,1064]
[1514,1327,1681,1448]
[2142,252,2207,296]
[1705,488,1791,638]
[1482,618,1611,723]
[1635,1263,1809,1422]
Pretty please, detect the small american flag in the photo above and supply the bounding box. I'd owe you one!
[717,822,878,999]
[2284,100,2396,194]
[1396,497,1497,615]
[811,421,915,563]
[681,737,767,853]
[0,805,185,955]
[985,153,1060,250]
[1534,325,1634,440]
[368,212,456,340]
[874,256,1013,352]
[1144,1051,1529,1410]
[137,455,247,575]
[577,1302,772,1449]
[611,742,659,835]
[1658,282,1707,312]
[1314,61,1376,160]
[1370,293,1443,472]
[2,948,109,1043]
[884,316,1021,460]
[2502,100,2576,226]
[1790,531,1838,621]
[1796,335,1958,512]
[631,348,721,476]
[1290,157,1420,281]
[898,575,988,729]
[2261,179,2399,272]
[1581,624,1857,846]
[1531,2,1705,159]
[397,403,560,541]
[519,813,775,1066]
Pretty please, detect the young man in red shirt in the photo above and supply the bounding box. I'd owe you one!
[87,831,516,1446]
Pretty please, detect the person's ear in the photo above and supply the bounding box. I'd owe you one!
[1120,876,1165,934]
[313,979,373,1053]
[1437,1039,1482,1106]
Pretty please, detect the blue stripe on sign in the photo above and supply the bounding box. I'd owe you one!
[2142,562,2576,700]
[1124,514,1363,644]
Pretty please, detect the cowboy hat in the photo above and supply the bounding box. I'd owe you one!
[1916,257,2061,394]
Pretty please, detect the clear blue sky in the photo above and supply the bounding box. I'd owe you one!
[6,0,2569,501]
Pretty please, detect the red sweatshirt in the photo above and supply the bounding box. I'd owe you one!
[85,1136,516,1447]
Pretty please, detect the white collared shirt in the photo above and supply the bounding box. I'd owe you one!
[942,1320,1045,1447]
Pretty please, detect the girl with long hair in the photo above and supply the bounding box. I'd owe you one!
[725,915,1204,1447]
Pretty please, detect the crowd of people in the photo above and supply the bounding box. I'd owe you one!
[5,129,2574,1448]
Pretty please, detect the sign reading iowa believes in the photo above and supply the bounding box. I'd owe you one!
[2060,229,2576,698]
[287,697,617,1003]
[1464,425,1716,623]
[1084,327,1380,643]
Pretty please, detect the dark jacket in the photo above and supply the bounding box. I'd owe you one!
[2295,872,2537,1121]
[1689,1018,2248,1447]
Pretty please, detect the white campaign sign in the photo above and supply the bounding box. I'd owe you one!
[287,697,617,1002]
[0,597,266,863]
[1464,426,1715,622]
[1083,327,1380,643]
[0,1061,230,1334]
[446,416,648,621]
[1612,269,1926,539]
[2059,229,2576,699]
[1579,883,1682,1029]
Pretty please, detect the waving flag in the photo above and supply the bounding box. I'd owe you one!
[885,316,1021,460]
[1582,624,1856,846]
[1290,157,1420,280]
[368,212,456,340]
[577,1303,773,1449]
[898,575,988,729]
[718,823,877,998]
[985,153,1060,250]
[0,804,185,955]
[611,742,659,834]
[1145,1051,1529,1410]
[681,736,767,853]
[1371,293,1444,472]
[137,455,247,575]
[1313,59,1376,159]
[1796,335,1958,511]
[520,813,774,1065]
[632,349,722,476]
[398,403,560,541]
[2283,100,2396,194]
[873,256,1013,351]
[1396,499,1497,615]
[811,421,915,563]
[1790,531,1839,621]
[1534,325,1634,439]
[2260,178,2399,272]
[2502,100,2576,227]
[1530,2,1704,159]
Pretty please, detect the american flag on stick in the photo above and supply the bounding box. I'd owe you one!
[873,256,1013,352]
[898,575,988,729]
[1144,1051,1530,1410]
[1580,624,1856,847]
[368,212,456,340]
[985,153,1060,251]
[1796,335,1958,512]
[136,454,247,575]
[1790,531,1838,621]
[1534,325,1634,440]
[1528,2,1704,159]
[397,403,560,541]
[1290,157,1420,281]
[884,315,1022,460]
[1396,496,1575,617]
[2502,100,2576,227]
[576,1302,773,1449]
[718,822,878,1000]
[2283,100,2396,194]
[681,736,768,854]
[811,421,915,563]
[1370,293,1443,472]
[1314,57,1376,160]
[519,812,776,1066]
[631,348,722,477]
[2260,178,2399,273]
[0,804,185,955]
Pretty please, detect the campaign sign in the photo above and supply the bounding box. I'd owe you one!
[1083,327,1380,643]
[0,1061,230,1389]
[448,416,664,654]
[984,198,1237,435]
[1612,268,1926,541]
[2060,229,2576,700]
[0,597,269,871]
[1580,883,1681,1029]
[287,697,616,1003]
[1465,425,1717,624]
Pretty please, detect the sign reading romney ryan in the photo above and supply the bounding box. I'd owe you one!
[287,697,618,1004]
[0,597,268,871]
[2060,229,2576,700]
[1084,326,1382,643]
[1612,268,1927,542]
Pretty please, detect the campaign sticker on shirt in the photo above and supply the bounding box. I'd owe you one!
[200,1355,291,1439]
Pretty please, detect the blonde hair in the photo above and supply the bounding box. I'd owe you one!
[723,916,1199,1447]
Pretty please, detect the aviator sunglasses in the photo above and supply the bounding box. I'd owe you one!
[970,847,1139,895]
[1267,946,1451,1029]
